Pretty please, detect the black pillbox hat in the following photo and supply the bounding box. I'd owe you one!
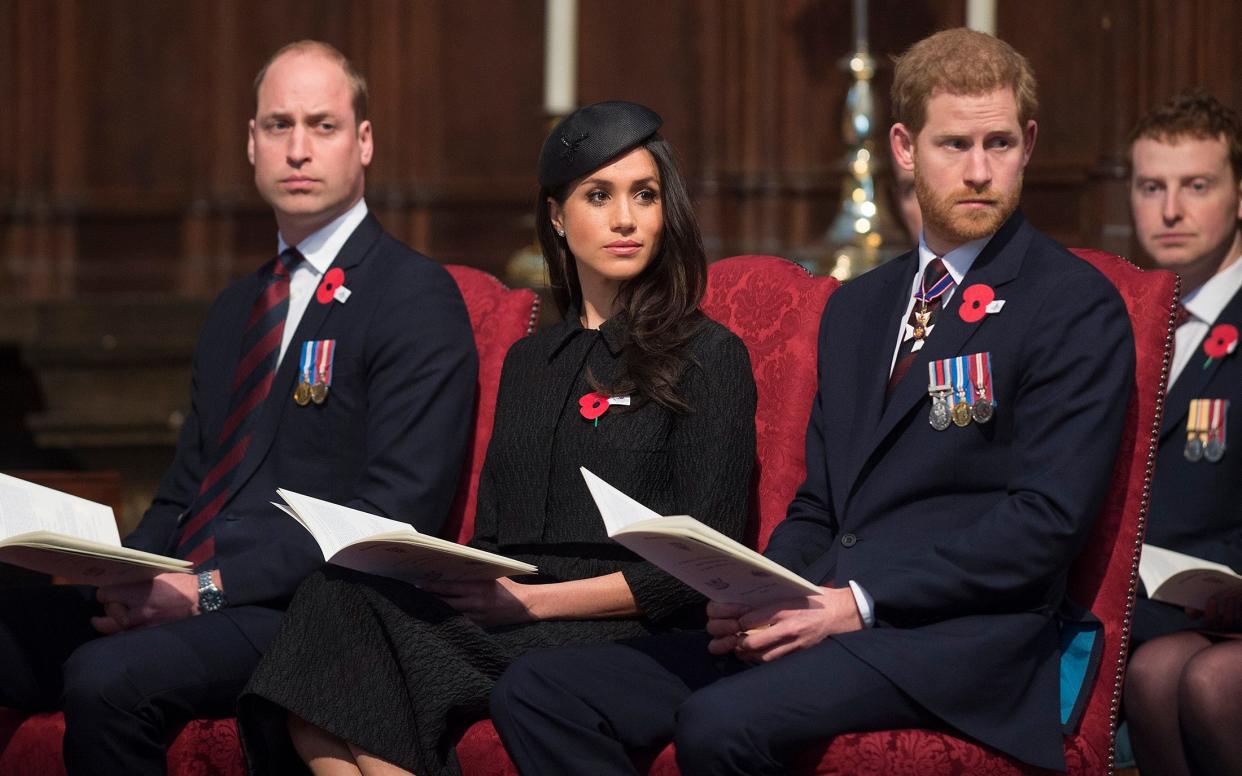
[537,101,663,189]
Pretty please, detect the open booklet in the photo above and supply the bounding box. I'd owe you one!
[1140,543,1242,611]
[580,467,820,605]
[275,489,537,584]
[0,473,192,584]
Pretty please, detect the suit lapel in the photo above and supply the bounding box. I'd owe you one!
[224,213,385,506]
[854,253,924,444]
[1160,283,1242,442]
[844,213,1032,497]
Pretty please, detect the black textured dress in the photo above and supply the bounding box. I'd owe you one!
[237,312,757,776]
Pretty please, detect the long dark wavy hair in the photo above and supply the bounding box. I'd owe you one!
[536,134,708,412]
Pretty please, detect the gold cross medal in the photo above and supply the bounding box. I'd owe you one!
[913,305,932,341]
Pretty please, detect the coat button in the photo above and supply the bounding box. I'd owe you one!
[840,533,857,548]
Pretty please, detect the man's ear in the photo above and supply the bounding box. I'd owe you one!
[247,119,256,166]
[1021,119,1038,167]
[357,120,374,167]
[890,124,916,173]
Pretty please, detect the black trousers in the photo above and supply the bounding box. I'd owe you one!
[491,630,939,776]
[0,585,281,776]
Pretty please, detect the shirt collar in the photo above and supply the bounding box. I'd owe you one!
[277,198,369,276]
[1183,252,1242,325]
[916,232,991,286]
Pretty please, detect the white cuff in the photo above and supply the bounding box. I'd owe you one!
[848,580,875,627]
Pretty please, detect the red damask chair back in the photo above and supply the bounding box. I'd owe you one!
[1062,249,1176,768]
[442,265,539,545]
[700,255,840,549]
[0,266,538,776]
[790,249,1177,775]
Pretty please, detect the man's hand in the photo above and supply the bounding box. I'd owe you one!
[91,571,205,634]
[420,577,537,627]
[1205,589,1242,632]
[705,586,863,663]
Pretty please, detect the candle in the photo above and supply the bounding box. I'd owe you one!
[853,0,868,54]
[966,0,996,36]
[544,0,578,116]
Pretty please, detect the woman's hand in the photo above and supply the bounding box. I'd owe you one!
[420,578,539,627]
[423,571,640,625]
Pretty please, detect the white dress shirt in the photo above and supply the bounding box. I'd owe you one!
[275,197,369,366]
[1170,254,1242,385]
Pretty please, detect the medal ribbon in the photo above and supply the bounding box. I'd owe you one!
[315,339,335,385]
[949,356,975,408]
[300,341,315,386]
[968,351,996,408]
[1211,399,1228,448]
[917,271,956,305]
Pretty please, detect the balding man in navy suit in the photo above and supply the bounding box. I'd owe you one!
[0,41,476,776]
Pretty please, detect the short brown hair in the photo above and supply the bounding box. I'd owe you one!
[891,28,1038,135]
[253,40,368,124]
[1129,90,1242,181]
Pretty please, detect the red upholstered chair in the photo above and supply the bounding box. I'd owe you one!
[0,266,538,776]
[454,255,840,774]
[441,265,541,546]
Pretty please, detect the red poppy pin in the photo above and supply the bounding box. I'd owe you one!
[1203,323,1239,368]
[579,391,610,427]
[316,268,349,305]
[958,284,996,324]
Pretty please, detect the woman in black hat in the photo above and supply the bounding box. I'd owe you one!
[237,101,757,776]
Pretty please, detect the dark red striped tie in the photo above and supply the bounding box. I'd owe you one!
[176,247,303,568]
[887,258,951,395]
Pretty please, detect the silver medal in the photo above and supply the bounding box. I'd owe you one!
[1185,436,1204,462]
[972,400,994,424]
[929,392,951,431]
[1205,438,1225,462]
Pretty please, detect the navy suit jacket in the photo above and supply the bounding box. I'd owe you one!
[764,212,1134,770]
[124,214,478,625]
[1147,282,1242,569]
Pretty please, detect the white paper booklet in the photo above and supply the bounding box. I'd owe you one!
[275,489,537,583]
[1140,543,1242,611]
[0,473,192,584]
[580,467,821,605]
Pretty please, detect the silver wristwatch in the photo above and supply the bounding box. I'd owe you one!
[197,570,227,613]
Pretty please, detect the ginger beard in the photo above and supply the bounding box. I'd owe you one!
[914,147,1023,245]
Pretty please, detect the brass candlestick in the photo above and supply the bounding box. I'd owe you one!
[803,0,905,280]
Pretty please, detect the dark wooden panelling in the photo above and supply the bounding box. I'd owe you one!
[11,0,1222,299]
